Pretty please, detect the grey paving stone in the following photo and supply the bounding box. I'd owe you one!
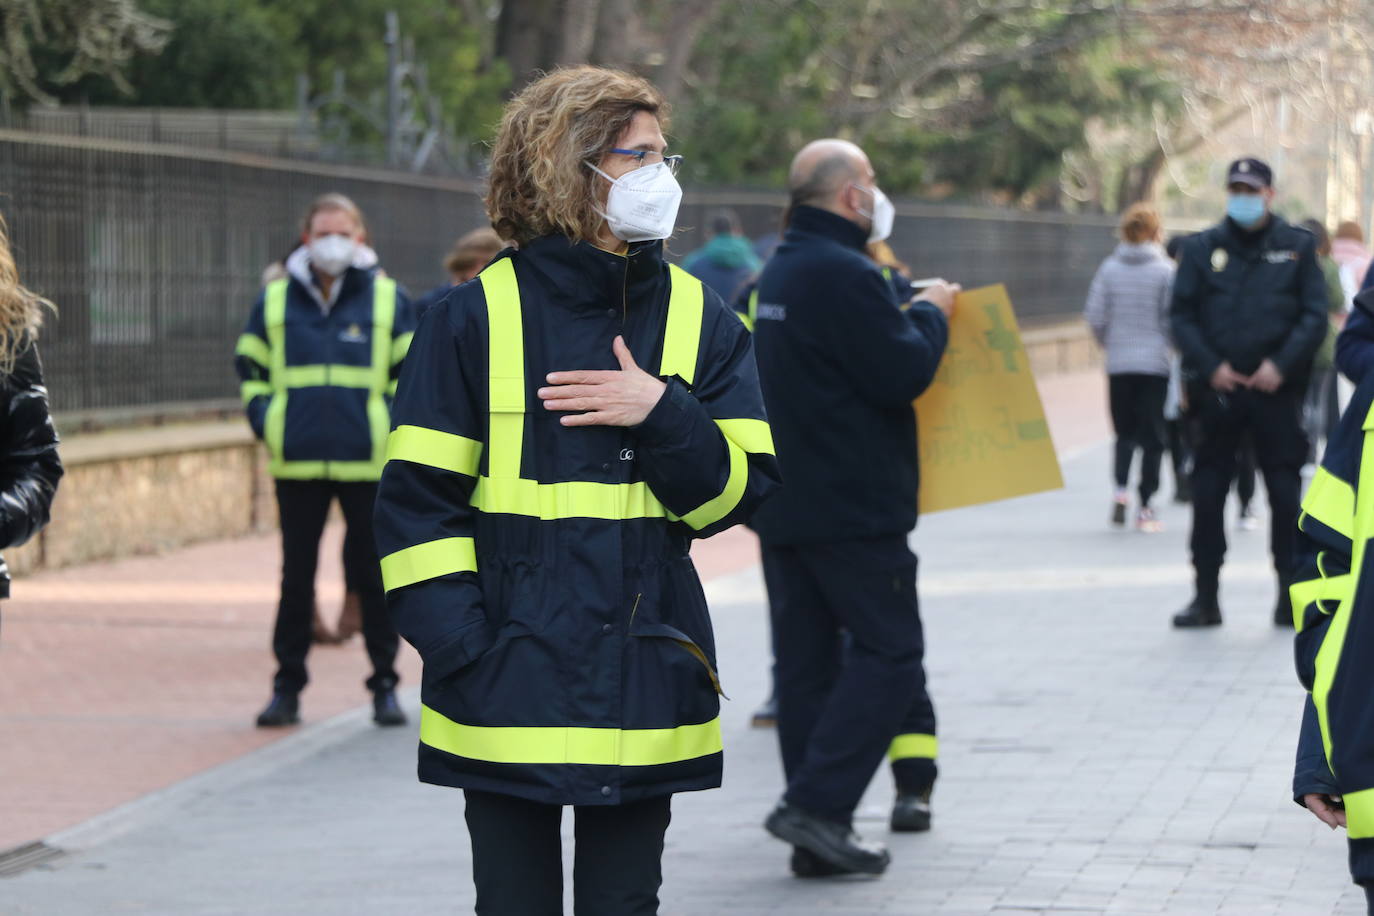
[2,444,1369,914]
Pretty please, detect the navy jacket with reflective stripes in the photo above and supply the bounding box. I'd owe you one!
[373,236,779,806]
[236,267,415,481]
[749,205,948,546]
[1291,369,1374,884]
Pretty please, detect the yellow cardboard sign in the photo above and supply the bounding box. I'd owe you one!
[916,284,1063,513]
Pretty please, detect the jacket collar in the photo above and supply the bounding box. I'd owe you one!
[285,244,377,312]
[1220,213,1286,250]
[517,235,666,312]
[785,205,869,252]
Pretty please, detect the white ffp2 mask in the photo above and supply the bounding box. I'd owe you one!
[308,235,358,277]
[855,184,895,244]
[587,161,684,242]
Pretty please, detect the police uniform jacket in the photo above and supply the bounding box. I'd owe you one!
[749,205,948,546]
[236,261,415,481]
[1291,369,1374,884]
[1170,215,1327,386]
[372,235,779,806]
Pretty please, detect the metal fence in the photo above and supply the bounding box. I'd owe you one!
[0,128,1121,418]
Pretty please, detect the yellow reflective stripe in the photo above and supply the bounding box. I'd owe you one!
[240,380,272,405]
[889,733,938,761]
[279,365,376,388]
[372,276,396,388]
[661,264,703,386]
[236,333,270,367]
[420,706,722,766]
[716,418,774,455]
[392,331,414,365]
[1313,400,1374,773]
[481,258,525,480]
[386,424,482,477]
[1345,786,1374,840]
[381,537,477,592]
[1290,577,1325,630]
[471,477,667,521]
[387,379,398,397]
[748,289,759,328]
[679,438,747,530]
[1302,467,1355,540]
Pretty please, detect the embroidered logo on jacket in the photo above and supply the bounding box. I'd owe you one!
[1211,249,1229,272]
[339,323,368,344]
[1264,250,1298,264]
[756,303,787,321]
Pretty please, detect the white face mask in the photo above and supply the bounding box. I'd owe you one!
[854,183,895,244]
[308,235,358,277]
[587,161,684,242]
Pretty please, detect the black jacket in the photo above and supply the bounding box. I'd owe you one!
[373,236,779,806]
[0,338,62,597]
[1170,215,1327,385]
[750,206,948,546]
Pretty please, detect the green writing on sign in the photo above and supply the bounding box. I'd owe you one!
[983,304,1020,373]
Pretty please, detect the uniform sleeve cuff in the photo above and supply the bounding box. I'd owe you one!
[634,378,697,448]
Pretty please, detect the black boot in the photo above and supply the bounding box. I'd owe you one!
[1274,579,1294,628]
[751,693,777,728]
[1173,573,1221,628]
[372,688,407,726]
[890,788,933,832]
[790,846,857,878]
[256,692,300,728]
[765,802,890,875]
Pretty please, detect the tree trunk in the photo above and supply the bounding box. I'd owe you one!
[495,0,562,91]
[590,0,633,69]
[656,1,724,102]
[558,0,600,67]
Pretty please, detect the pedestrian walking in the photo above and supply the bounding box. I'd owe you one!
[372,67,778,916]
[235,192,417,727]
[1170,157,1327,628]
[1084,203,1175,532]
[1333,221,1370,308]
[1297,218,1346,461]
[412,227,507,321]
[750,138,957,877]
[681,208,761,304]
[1290,360,1374,914]
[0,210,61,636]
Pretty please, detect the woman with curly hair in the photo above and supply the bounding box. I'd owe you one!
[374,67,778,914]
[0,211,62,633]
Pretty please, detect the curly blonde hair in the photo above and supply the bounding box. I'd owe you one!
[486,67,669,246]
[1119,203,1162,244]
[0,211,52,374]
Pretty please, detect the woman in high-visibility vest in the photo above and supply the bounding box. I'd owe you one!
[236,193,416,729]
[374,68,779,914]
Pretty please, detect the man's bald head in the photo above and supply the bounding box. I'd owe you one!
[788,139,871,210]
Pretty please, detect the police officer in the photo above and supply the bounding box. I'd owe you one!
[753,138,957,877]
[235,193,417,727]
[1171,159,1328,628]
[373,68,778,915]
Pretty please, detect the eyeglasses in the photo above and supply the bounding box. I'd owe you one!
[609,148,684,176]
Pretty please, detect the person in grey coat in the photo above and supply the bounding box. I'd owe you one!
[1084,203,1175,531]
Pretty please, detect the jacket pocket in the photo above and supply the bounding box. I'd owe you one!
[630,619,726,697]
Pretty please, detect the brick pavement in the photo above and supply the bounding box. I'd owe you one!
[3,380,1367,913]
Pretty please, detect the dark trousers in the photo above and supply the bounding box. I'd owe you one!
[1187,385,1307,590]
[1234,436,1257,509]
[763,535,930,824]
[463,789,671,916]
[272,479,398,694]
[1108,373,1168,505]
